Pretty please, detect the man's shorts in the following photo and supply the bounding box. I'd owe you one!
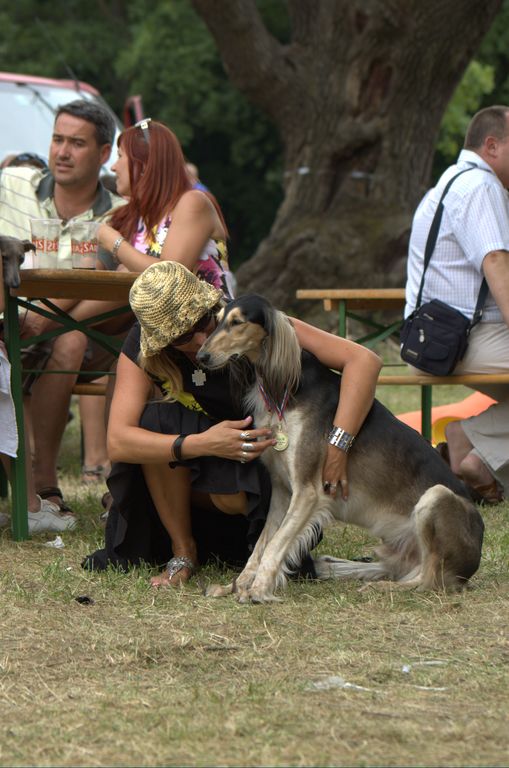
[21,312,134,395]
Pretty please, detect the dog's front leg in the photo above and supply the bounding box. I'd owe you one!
[206,483,289,600]
[247,486,323,603]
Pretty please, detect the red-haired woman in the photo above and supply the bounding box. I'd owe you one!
[98,119,234,297]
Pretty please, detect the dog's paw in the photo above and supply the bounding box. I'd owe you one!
[204,582,234,598]
[241,587,282,604]
[235,572,256,594]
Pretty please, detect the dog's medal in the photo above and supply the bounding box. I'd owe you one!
[258,379,290,452]
[273,424,289,452]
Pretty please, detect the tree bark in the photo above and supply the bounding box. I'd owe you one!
[192,0,502,311]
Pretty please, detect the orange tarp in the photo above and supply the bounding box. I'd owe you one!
[397,391,495,444]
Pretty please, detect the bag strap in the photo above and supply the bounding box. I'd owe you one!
[414,164,489,326]
[470,277,489,331]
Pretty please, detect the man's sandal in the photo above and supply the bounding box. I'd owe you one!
[38,487,74,515]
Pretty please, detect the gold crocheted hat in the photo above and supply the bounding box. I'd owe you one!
[129,261,223,357]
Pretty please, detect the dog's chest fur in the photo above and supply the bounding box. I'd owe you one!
[248,384,328,488]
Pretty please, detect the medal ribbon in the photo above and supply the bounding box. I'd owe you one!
[257,378,290,422]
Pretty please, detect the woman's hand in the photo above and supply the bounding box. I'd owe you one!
[322,445,349,501]
[201,416,276,462]
[97,223,119,251]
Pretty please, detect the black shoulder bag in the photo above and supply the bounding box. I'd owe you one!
[400,168,488,375]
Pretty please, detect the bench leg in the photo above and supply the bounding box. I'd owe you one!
[421,384,433,443]
[0,464,8,498]
[4,287,28,540]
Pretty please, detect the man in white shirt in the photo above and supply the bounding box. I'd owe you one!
[405,105,509,503]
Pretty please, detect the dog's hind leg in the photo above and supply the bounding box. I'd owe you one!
[412,484,484,591]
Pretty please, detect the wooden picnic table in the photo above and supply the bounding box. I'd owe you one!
[3,269,140,540]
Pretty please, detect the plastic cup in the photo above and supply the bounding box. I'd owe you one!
[30,218,61,268]
[70,220,99,269]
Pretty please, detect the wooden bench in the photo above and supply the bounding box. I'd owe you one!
[72,382,108,397]
[377,373,509,441]
[295,289,508,442]
[296,288,405,344]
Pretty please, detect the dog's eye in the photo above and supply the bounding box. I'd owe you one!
[228,317,244,326]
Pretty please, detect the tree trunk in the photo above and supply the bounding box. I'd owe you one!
[192,0,502,311]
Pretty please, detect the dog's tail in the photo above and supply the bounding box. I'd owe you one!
[312,555,391,582]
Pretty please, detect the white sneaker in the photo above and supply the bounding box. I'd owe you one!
[28,496,77,534]
[0,511,9,528]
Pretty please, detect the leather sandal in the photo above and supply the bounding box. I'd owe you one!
[37,487,74,515]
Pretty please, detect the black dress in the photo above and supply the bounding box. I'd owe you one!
[83,323,272,572]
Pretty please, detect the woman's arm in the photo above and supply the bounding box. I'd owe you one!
[108,352,274,465]
[159,190,224,268]
[98,190,224,274]
[292,317,382,499]
[98,224,158,273]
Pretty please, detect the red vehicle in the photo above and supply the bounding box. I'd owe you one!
[0,71,143,174]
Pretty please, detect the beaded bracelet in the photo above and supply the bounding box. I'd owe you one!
[111,235,125,261]
[328,426,355,453]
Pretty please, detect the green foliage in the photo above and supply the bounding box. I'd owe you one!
[116,0,284,267]
[1,0,508,264]
[435,61,495,162]
[0,0,132,112]
[434,0,509,178]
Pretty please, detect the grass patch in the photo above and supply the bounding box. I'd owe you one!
[0,399,508,767]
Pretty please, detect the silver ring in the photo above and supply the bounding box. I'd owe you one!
[330,484,337,490]
[241,442,254,451]
[240,431,251,439]
[242,450,249,458]
[240,458,246,464]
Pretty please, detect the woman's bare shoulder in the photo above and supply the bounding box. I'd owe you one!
[173,188,212,215]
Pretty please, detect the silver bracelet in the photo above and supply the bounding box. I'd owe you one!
[328,425,355,453]
[111,235,125,260]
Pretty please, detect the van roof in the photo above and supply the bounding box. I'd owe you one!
[0,72,121,175]
[0,71,99,96]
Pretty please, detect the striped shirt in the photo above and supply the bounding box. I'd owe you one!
[405,149,509,323]
[0,166,123,269]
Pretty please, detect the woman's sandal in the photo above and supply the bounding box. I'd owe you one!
[151,556,196,587]
[37,487,74,515]
[81,464,111,485]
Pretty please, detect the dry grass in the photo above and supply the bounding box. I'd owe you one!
[0,397,508,767]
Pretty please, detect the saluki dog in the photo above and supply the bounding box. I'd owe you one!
[197,294,484,603]
[0,236,33,288]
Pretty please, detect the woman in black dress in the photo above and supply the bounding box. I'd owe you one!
[84,261,382,586]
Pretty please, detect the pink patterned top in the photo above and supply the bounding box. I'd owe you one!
[132,215,235,299]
